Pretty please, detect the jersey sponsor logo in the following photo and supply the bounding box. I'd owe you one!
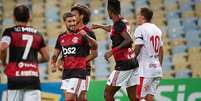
[62,46,77,55]
[18,62,37,68]
[72,37,79,43]
[14,27,37,33]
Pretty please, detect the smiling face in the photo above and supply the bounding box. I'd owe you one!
[64,16,76,32]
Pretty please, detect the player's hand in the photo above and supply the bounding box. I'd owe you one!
[91,24,100,29]
[79,30,87,36]
[50,63,57,72]
[104,50,113,62]
[57,58,63,71]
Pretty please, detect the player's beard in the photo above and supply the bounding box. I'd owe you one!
[67,25,76,33]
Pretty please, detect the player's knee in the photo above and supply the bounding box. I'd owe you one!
[79,91,87,101]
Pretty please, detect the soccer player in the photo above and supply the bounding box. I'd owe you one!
[71,4,97,100]
[134,7,164,101]
[50,12,97,101]
[92,0,139,101]
[0,5,49,101]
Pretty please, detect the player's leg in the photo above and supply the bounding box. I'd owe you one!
[104,85,121,101]
[78,76,90,101]
[23,90,41,101]
[64,91,76,101]
[126,68,140,101]
[61,78,83,101]
[105,69,134,101]
[142,77,161,101]
[126,85,138,101]
[5,90,23,101]
[145,94,154,101]
[78,90,87,101]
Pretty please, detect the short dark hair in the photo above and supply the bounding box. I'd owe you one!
[71,4,91,24]
[63,12,75,21]
[13,5,30,22]
[107,0,121,15]
[140,7,153,22]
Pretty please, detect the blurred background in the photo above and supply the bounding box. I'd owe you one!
[0,0,201,100]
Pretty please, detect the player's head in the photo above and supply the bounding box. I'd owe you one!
[13,4,30,23]
[137,7,153,25]
[107,0,121,19]
[71,4,91,25]
[63,12,76,32]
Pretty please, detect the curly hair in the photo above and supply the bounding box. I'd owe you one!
[71,4,91,24]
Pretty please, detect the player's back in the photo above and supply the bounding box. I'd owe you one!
[137,23,162,58]
[4,25,44,63]
[135,23,163,77]
[2,25,45,89]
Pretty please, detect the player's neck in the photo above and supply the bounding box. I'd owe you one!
[16,22,28,26]
[112,15,122,22]
[77,22,85,30]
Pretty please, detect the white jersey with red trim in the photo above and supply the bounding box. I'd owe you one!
[134,23,163,77]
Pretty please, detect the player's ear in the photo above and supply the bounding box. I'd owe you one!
[80,14,84,19]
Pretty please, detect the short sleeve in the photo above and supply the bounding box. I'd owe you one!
[55,35,62,50]
[115,21,128,34]
[134,27,144,45]
[1,29,11,45]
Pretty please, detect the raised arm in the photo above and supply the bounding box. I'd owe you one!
[91,24,111,32]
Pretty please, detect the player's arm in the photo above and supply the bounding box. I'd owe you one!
[91,24,111,32]
[104,31,133,61]
[0,43,8,66]
[50,35,62,72]
[0,49,7,66]
[50,49,61,72]
[134,45,143,57]
[80,30,98,52]
[86,48,98,64]
[159,46,163,66]
[38,46,49,63]
[86,32,98,63]
[38,34,49,63]
[133,27,144,57]
[0,30,10,65]
[115,31,133,51]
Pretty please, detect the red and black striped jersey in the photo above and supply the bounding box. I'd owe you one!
[110,18,138,70]
[1,25,46,89]
[55,32,89,79]
[80,25,96,75]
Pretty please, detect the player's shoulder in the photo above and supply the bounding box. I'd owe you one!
[83,26,94,33]
[57,31,67,38]
[2,26,16,36]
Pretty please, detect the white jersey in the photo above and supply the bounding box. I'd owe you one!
[134,23,163,77]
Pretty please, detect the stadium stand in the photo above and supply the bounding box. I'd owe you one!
[0,0,201,83]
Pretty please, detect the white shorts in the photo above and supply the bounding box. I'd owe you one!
[140,77,161,98]
[107,68,139,87]
[1,89,41,101]
[85,76,91,91]
[61,78,86,96]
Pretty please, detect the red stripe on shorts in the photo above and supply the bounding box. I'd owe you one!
[111,71,120,86]
[136,77,144,99]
